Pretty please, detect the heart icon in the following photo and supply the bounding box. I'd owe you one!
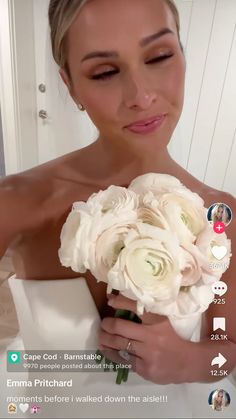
[211,245,227,260]
[19,403,29,413]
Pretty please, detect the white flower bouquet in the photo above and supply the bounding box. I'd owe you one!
[59,173,231,383]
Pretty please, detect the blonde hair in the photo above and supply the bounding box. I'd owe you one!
[212,390,226,411]
[48,0,181,71]
[211,204,229,224]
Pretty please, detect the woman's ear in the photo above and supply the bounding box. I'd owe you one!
[59,68,71,91]
[59,68,78,104]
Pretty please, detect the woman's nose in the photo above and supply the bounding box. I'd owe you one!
[123,73,157,110]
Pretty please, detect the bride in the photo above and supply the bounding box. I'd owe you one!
[0,0,236,417]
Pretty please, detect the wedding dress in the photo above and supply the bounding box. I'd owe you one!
[0,275,235,419]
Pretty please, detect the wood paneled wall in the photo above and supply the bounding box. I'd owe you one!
[170,0,236,195]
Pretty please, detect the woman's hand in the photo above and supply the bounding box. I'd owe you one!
[98,294,193,384]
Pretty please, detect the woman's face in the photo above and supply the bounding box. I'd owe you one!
[216,392,224,403]
[217,206,224,218]
[62,0,186,148]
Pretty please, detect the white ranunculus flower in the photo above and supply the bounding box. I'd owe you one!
[160,280,215,319]
[179,245,205,286]
[137,206,171,230]
[196,225,231,278]
[168,281,215,340]
[129,173,206,243]
[58,208,88,273]
[59,188,139,273]
[89,222,136,282]
[128,173,183,196]
[107,222,183,315]
[142,190,207,244]
[84,185,139,216]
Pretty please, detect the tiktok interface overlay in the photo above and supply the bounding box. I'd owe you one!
[208,389,231,412]
[5,350,167,417]
[207,202,233,229]
[207,202,233,390]
[7,350,133,373]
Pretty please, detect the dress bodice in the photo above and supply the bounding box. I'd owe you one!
[8,276,100,350]
[1,276,235,419]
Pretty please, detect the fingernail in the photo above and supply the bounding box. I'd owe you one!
[107,299,114,307]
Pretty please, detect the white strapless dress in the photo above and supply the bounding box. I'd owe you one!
[0,276,235,419]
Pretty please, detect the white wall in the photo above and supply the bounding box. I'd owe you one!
[171,0,236,194]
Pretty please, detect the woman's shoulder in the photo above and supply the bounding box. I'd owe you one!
[0,153,89,233]
[0,165,61,208]
[176,166,235,229]
[200,183,235,211]
[0,146,88,196]
[177,166,235,209]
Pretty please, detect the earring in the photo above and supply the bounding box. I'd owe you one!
[77,103,85,111]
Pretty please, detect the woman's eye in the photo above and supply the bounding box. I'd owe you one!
[90,54,174,81]
[147,53,174,64]
[90,70,118,81]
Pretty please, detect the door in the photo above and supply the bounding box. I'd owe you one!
[33,0,98,165]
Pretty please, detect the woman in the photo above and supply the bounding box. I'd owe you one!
[211,203,230,225]
[1,0,236,417]
[212,389,229,411]
[213,389,224,411]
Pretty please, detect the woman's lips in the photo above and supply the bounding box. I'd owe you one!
[125,115,166,134]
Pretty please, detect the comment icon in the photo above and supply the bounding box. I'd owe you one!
[212,281,228,296]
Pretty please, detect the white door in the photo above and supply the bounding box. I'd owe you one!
[0,0,38,174]
[33,0,97,165]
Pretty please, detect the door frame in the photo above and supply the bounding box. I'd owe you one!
[0,0,38,175]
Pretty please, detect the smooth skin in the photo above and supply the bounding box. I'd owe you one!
[1,0,235,384]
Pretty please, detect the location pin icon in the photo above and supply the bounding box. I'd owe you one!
[11,353,18,362]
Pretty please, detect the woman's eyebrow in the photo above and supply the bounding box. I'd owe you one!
[81,27,174,62]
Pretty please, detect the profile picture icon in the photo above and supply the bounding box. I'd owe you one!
[208,389,231,411]
[207,203,232,227]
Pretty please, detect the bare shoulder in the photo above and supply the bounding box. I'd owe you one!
[0,170,53,237]
[0,168,57,207]
[0,144,87,196]
[201,183,235,220]
[182,169,236,237]
[0,156,85,236]
[171,163,235,211]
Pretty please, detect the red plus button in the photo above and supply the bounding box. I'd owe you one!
[213,222,225,234]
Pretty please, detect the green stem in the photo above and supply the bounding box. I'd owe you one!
[98,308,141,384]
[116,367,125,385]
[122,367,129,382]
